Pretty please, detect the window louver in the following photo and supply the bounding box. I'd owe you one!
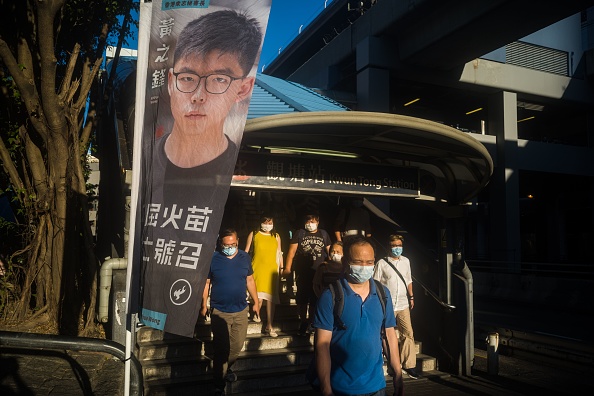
[506,41,568,76]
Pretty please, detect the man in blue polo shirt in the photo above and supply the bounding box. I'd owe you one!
[313,237,403,396]
[201,228,260,396]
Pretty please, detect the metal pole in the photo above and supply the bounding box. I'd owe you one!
[487,332,499,375]
[125,1,153,395]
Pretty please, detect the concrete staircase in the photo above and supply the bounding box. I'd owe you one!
[137,294,441,395]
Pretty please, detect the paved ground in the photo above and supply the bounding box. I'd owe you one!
[1,346,593,395]
[1,348,125,395]
[388,348,594,396]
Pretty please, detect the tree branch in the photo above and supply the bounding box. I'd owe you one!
[0,132,28,205]
[36,0,63,132]
[0,38,49,142]
[74,56,102,111]
[58,43,81,103]
[80,109,96,151]
[21,125,49,207]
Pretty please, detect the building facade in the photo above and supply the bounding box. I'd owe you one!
[264,0,594,270]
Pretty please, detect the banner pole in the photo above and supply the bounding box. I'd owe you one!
[124,1,152,395]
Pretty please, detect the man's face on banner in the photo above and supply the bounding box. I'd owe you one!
[168,51,255,138]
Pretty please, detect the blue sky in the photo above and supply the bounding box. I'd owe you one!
[121,1,333,73]
[260,0,334,72]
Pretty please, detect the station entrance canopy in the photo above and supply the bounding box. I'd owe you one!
[237,111,493,205]
[233,150,419,197]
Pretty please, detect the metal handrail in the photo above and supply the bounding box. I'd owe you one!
[0,330,143,395]
[467,259,593,278]
[412,274,456,311]
[371,237,455,311]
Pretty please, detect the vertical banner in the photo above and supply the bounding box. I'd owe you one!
[132,0,271,337]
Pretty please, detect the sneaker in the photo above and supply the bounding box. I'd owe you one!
[224,368,237,382]
[403,367,420,379]
[252,314,261,323]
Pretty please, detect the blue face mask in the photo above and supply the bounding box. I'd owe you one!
[391,247,403,257]
[348,265,374,283]
[222,246,237,256]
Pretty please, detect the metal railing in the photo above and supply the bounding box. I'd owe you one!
[412,274,456,311]
[0,330,143,395]
[467,259,593,279]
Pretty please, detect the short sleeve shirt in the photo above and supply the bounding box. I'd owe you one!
[313,278,396,394]
[291,229,331,271]
[208,250,253,313]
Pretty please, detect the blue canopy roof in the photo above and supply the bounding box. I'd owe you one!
[248,73,349,119]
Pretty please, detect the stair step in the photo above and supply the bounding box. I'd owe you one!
[194,318,304,338]
[138,337,205,361]
[145,366,449,396]
[229,370,452,396]
[144,364,310,396]
[139,331,313,362]
[136,303,440,394]
[142,346,314,382]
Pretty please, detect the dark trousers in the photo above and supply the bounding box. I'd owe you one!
[210,306,249,389]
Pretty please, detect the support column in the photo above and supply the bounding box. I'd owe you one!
[488,91,521,267]
[356,67,390,112]
[356,37,391,112]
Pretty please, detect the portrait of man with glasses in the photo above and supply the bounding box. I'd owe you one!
[164,9,260,169]
[138,5,268,338]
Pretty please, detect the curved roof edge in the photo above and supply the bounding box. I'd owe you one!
[244,111,493,204]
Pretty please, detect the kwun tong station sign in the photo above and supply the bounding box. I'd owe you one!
[232,151,419,197]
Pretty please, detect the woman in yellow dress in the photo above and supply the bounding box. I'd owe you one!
[244,215,282,337]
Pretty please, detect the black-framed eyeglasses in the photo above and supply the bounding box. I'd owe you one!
[172,71,243,94]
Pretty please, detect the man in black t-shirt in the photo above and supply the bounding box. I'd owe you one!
[283,214,331,335]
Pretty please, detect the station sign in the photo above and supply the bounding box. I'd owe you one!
[232,151,419,197]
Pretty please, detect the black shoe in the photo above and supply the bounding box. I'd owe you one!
[404,367,420,379]
[224,368,237,382]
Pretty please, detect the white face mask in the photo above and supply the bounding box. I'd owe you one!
[305,222,318,232]
[261,224,273,232]
[331,253,343,263]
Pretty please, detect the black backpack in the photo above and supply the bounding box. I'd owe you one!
[327,278,388,330]
[306,278,390,389]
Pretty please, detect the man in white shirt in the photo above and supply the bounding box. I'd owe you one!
[373,234,420,379]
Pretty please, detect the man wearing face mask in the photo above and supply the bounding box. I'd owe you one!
[201,228,260,395]
[373,234,419,379]
[283,214,331,336]
[313,241,344,298]
[312,237,403,396]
